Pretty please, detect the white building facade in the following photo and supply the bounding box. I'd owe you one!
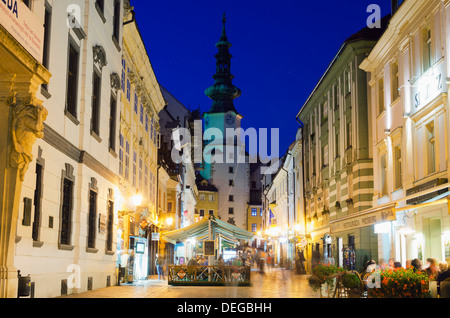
[14,0,125,297]
[360,0,450,266]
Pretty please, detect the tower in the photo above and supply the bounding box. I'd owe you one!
[201,14,250,229]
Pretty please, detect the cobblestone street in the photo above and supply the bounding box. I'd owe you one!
[58,268,319,298]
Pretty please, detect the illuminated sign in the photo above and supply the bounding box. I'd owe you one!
[0,0,44,63]
[330,207,396,233]
[411,62,446,115]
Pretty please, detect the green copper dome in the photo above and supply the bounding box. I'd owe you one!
[205,13,241,115]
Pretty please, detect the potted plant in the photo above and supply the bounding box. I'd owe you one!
[366,267,431,298]
[341,273,362,298]
[308,263,344,298]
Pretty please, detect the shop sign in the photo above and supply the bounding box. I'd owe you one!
[0,0,44,63]
[410,61,446,116]
[151,232,160,241]
[330,206,396,233]
[406,178,448,205]
[204,240,215,256]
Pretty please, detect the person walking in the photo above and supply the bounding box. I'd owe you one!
[155,253,165,280]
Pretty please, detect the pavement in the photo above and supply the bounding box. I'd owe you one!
[57,267,320,298]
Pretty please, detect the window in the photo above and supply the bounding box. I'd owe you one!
[229,180,234,186]
[209,210,214,215]
[139,157,143,190]
[199,194,205,201]
[229,166,234,173]
[66,39,80,118]
[132,151,137,187]
[109,94,117,151]
[252,223,257,233]
[346,122,352,149]
[251,181,256,189]
[209,194,214,202]
[394,145,402,190]
[426,122,436,174]
[335,131,339,158]
[106,200,114,252]
[391,62,399,102]
[91,71,101,136]
[87,190,97,249]
[322,101,328,121]
[345,69,351,94]
[127,79,131,101]
[41,4,52,90]
[121,59,126,91]
[95,0,104,13]
[228,207,234,214]
[145,115,149,132]
[60,178,73,246]
[229,195,234,202]
[113,0,121,43]
[119,134,124,175]
[260,208,263,216]
[32,163,43,242]
[134,93,138,114]
[251,208,257,216]
[199,210,205,217]
[322,144,329,167]
[140,104,144,123]
[125,141,129,180]
[380,154,387,196]
[423,28,432,71]
[22,0,32,9]
[144,165,148,192]
[334,84,339,109]
[378,78,384,114]
[168,202,172,213]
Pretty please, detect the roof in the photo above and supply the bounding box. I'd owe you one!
[296,14,391,120]
[161,215,254,243]
[196,174,218,192]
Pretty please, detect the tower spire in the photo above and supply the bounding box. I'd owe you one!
[204,13,241,115]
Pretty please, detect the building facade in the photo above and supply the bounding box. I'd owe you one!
[297,22,388,272]
[360,0,450,266]
[118,5,166,280]
[14,0,125,297]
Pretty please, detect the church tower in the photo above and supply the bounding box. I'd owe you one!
[201,14,250,229]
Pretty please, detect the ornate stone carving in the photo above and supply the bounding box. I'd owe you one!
[8,93,48,181]
[110,73,121,92]
[93,45,107,70]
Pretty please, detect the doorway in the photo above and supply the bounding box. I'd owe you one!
[423,217,442,260]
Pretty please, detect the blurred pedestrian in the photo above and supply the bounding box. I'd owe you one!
[388,258,395,270]
[259,250,266,275]
[155,253,165,280]
[394,261,402,269]
[426,258,439,280]
[411,258,422,272]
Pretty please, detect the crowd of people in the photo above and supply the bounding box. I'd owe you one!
[360,257,450,297]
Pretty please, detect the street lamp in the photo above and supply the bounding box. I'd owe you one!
[166,217,174,226]
[132,193,143,207]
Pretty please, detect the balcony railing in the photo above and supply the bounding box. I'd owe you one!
[168,265,251,286]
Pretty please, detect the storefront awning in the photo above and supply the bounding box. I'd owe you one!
[161,216,255,243]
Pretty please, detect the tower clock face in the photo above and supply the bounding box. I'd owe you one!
[226,114,235,125]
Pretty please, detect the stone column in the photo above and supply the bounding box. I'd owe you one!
[0,26,51,298]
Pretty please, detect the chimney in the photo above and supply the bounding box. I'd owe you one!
[391,0,399,15]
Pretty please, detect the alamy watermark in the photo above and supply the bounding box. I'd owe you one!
[171,121,281,175]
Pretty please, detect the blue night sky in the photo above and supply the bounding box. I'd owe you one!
[134,0,393,156]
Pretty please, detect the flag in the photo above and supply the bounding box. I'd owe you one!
[269,209,274,225]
